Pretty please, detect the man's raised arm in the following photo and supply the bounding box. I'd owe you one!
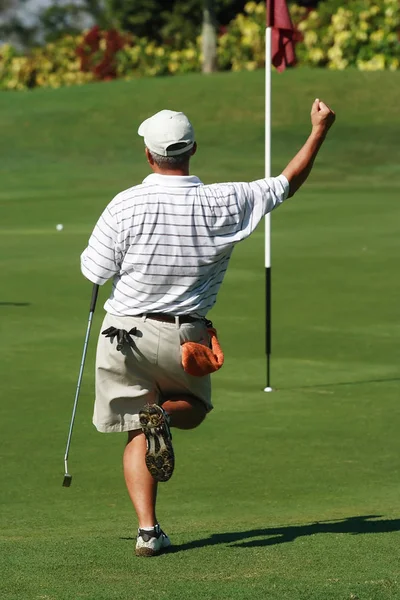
[282,99,336,198]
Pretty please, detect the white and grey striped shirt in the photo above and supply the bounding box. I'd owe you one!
[81,173,289,316]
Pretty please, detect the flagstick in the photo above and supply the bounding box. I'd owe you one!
[264,24,273,393]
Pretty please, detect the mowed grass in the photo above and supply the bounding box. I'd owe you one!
[0,69,400,599]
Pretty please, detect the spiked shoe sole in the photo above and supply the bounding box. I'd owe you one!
[139,404,175,482]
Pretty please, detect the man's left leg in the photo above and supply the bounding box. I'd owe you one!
[162,394,207,429]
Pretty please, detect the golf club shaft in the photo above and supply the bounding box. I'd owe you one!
[63,284,99,475]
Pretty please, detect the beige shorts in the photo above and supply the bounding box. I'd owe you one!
[93,313,213,433]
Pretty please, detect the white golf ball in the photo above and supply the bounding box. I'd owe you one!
[56,224,64,231]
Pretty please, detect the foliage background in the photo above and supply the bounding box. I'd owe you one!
[295,0,400,71]
[0,0,399,90]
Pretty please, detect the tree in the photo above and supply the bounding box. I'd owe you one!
[39,3,83,42]
[91,0,247,45]
[0,0,36,48]
[102,0,163,34]
[0,0,12,11]
[1,0,249,49]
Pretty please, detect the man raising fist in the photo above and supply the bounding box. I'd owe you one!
[81,99,336,557]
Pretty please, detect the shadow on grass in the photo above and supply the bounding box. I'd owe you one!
[276,377,400,391]
[159,515,400,553]
[0,302,30,307]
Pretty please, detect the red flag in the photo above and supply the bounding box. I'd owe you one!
[267,0,296,72]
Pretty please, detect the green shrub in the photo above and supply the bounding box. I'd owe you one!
[0,35,94,90]
[0,44,35,91]
[294,0,400,70]
[115,39,201,79]
[218,1,266,72]
[217,0,400,72]
[0,29,201,90]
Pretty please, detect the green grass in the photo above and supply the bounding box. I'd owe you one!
[1,68,400,599]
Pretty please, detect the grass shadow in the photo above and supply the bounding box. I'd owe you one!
[281,377,400,390]
[0,302,31,307]
[163,515,400,553]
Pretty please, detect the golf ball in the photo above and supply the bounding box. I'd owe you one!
[56,224,64,231]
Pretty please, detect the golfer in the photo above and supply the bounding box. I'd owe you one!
[81,99,335,556]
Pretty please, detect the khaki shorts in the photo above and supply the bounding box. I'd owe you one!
[93,313,213,433]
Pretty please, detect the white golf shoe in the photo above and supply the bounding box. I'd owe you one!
[135,524,171,557]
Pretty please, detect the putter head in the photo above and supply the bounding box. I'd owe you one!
[62,473,72,487]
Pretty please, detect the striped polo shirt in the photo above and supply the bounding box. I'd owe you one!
[81,173,289,317]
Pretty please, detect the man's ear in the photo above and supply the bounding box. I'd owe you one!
[145,148,155,165]
[191,142,197,156]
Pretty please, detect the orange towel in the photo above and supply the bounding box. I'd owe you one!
[181,328,224,377]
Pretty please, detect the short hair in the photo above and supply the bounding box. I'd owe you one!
[147,143,193,170]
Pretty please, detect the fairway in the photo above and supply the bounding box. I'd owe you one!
[1,69,400,599]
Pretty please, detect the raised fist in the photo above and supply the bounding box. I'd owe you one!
[311,99,336,134]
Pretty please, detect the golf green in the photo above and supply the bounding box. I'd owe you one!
[0,68,399,599]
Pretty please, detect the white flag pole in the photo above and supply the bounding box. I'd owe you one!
[264,21,273,393]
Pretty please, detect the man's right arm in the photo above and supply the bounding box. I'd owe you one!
[81,205,122,285]
[282,99,336,198]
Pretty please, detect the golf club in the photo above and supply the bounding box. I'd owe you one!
[62,283,99,487]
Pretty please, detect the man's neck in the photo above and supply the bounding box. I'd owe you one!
[151,165,190,177]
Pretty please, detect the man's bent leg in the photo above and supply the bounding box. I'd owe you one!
[161,395,207,430]
[136,396,206,483]
[123,430,158,528]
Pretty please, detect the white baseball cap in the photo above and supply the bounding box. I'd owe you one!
[138,109,195,157]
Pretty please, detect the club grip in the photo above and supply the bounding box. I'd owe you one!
[89,284,99,313]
